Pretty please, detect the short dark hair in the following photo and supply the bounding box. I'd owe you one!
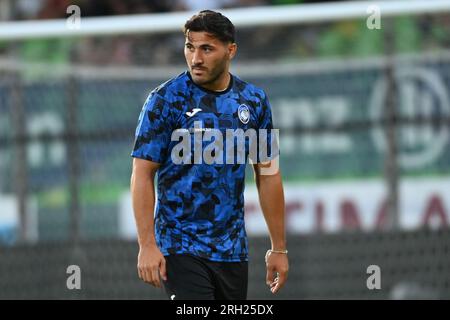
[184,10,236,43]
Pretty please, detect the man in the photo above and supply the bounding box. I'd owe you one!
[130,10,288,300]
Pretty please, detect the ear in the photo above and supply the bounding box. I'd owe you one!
[228,43,237,59]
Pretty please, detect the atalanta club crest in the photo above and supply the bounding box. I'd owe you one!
[238,104,250,124]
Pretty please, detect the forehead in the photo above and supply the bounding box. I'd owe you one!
[185,31,222,45]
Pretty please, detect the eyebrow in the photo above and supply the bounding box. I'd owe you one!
[185,42,215,49]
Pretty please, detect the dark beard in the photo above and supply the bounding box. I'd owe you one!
[192,59,228,88]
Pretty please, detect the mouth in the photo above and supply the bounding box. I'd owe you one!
[192,67,206,75]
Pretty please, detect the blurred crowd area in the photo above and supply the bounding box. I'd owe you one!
[6,0,321,20]
[0,0,449,67]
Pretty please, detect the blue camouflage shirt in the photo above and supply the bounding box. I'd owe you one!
[131,71,274,262]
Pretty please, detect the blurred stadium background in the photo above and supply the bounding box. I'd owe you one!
[0,0,450,299]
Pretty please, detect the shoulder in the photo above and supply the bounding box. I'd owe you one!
[143,72,189,121]
[150,72,190,102]
[232,74,268,101]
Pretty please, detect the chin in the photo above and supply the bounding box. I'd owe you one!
[191,74,209,85]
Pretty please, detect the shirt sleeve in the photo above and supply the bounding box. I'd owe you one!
[131,91,174,163]
[257,90,279,163]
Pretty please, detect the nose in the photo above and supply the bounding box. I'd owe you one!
[192,49,203,66]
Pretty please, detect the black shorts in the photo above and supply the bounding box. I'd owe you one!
[162,254,248,300]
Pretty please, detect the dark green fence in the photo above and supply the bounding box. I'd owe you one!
[1,230,449,299]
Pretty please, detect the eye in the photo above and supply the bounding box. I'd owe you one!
[204,47,212,52]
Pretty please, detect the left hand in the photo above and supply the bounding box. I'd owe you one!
[265,250,289,294]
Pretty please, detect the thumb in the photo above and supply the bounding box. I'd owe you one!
[266,266,274,286]
[160,257,167,281]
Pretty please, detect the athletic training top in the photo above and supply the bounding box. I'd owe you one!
[131,71,275,262]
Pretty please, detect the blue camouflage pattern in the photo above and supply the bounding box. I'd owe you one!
[131,71,274,262]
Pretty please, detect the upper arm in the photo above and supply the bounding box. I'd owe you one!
[131,91,175,163]
[258,90,273,130]
[252,90,279,166]
[253,91,278,178]
[132,158,160,179]
[252,160,280,188]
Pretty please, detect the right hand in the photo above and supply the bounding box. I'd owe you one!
[137,244,167,288]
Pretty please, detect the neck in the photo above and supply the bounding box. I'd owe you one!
[204,72,230,92]
[215,83,229,92]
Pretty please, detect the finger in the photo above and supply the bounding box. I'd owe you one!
[139,267,146,282]
[272,272,287,294]
[138,266,148,282]
[271,281,284,294]
[137,266,143,280]
[270,277,278,288]
[271,284,279,294]
[160,258,167,281]
[271,277,281,293]
[142,267,153,284]
[152,266,161,288]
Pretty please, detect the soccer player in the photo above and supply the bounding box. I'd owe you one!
[130,10,288,300]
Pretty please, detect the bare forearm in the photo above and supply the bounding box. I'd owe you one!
[131,171,157,248]
[256,172,286,250]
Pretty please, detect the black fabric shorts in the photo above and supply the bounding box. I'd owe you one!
[162,254,248,300]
